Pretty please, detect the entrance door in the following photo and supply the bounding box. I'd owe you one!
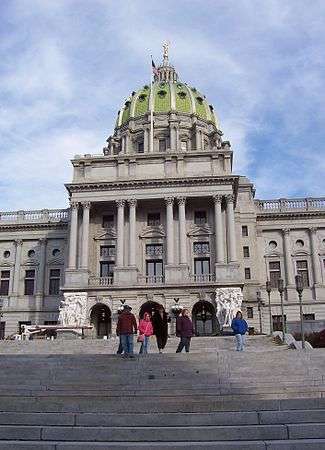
[272,315,287,332]
[90,304,112,338]
[139,301,163,319]
[192,301,219,336]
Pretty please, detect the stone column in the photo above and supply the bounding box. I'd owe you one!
[213,195,225,263]
[81,202,91,270]
[225,195,237,262]
[36,238,47,295]
[128,199,137,266]
[144,128,149,152]
[282,228,294,286]
[177,197,187,264]
[12,240,23,295]
[196,129,201,151]
[116,200,125,267]
[165,197,174,265]
[309,227,321,285]
[68,201,79,269]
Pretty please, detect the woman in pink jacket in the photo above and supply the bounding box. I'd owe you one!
[138,312,154,355]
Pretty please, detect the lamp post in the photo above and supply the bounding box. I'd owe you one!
[277,278,286,343]
[256,290,263,334]
[295,274,305,349]
[0,298,3,340]
[171,298,183,336]
[265,281,273,335]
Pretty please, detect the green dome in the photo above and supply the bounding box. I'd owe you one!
[116,81,219,129]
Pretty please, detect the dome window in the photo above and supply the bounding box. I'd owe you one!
[209,104,214,111]
[138,94,147,102]
[191,87,197,93]
[125,101,131,108]
[143,85,149,90]
[178,91,187,99]
[177,83,183,89]
[159,82,166,87]
[196,96,204,104]
[157,90,167,98]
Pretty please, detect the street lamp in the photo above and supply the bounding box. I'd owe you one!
[256,290,263,334]
[265,281,273,335]
[0,298,3,340]
[295,274,305,349]
[171,298,183,316]
[277,278,286,343]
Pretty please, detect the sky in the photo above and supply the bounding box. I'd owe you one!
[0,0,325,211]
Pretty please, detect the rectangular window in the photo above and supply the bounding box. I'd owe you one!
[269,261,281,288]
[24,270,35,295]
[146,244,163,257]
[0,270,10,296]
[137,141,144,153]
[100,261,115,277]
[242,225,248,237]
[159,139,167,152]
[147,213,161,226]
[194,258,211,275]
[102,215,114,228]
[49,269,60,295]
[100,246,116,258]
[243,246,250,258]
[296,260,309,287]
[194,210,207,225]
[247,307,254,319]
[193,242,210,255]
[44,321,58,325]
[272,315,286,332]
[146,260,163,277]
[244,268,251,280]
[180,140,187,151]
[303,313,315,321]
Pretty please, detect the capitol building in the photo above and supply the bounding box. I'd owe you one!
[0,50,324,339]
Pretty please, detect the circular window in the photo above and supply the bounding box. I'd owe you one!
[52,249,60,257]
[269,241,277,250]
[296,239,304,248]
[322,238,325,246]
[3,250,10,258]
[28,250,35,258]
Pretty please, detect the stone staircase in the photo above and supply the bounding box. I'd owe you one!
[0,336,324,449]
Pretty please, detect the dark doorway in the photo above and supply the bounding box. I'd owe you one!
[90,304,112,338]
[0,322,5,340]
[19,321,31,334]
[192,301,219,336]
[139,301,163,319]
[272,314,287,332]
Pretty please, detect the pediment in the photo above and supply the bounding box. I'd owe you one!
[0,261,14,267]
[94,228,117,240]
[140,225,165,239]
[187,225,213,236]
[265,251,282,258]
[47,257,65,266]
[292,250,310,257]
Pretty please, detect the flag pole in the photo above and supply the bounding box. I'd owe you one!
[150,55,154,153]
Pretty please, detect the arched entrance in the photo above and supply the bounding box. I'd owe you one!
[139,301,163,319]
[90,304,111,338]
[192,301,219,336]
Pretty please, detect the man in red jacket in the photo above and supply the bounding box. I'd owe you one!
[116,305,137,357]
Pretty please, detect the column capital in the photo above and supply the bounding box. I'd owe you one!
[128,198,137,207]
[282,227,291,235]
[176,197,186,206]
[81,201,91,209]
[116,199,126,208]
[225,194,234,204]
[14,239,23,247]
[70,201,79,210]
[213,194,223,204]
[309,227,318,234]
[38,238,47,246]
[164,197,174,206]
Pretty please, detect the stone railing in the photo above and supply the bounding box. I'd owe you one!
[255,197,325,213]
[138,275,165,285]
[89,276,113,287]
[190,274,215,283]
[0,208,69,224]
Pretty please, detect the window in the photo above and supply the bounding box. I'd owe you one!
[137,141,144,153]
[272,315,286,332]
[100,261,115,277]
[102,215,114,228]
[296,260,309,287]
[49,269,60,295]
[52,249,60,257]
[0,271,10,296]
[159,139,167,152]
[296,239,304,248]
[146,260,163,277]
[194,211,207,225]
[269,241,278,250]
[244,268,251,280]
[181,140,187,151]
[100,246,116,258]
[243,246,250,258]
[27,250,35,258]
[193,242,210,255]
[44,321,58,325]
[24,270,35,295]
[0,322,5,340]
[247,307,254,319]
[146,244,163,257]
[242,226,248,237]
[147,213,160,226]
[269,261,281,288]
[3,251,10,258]
[194,258,210,275]
[303,314,315,321]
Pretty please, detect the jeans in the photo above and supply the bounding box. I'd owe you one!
[120,334,134,355]
[235,334,245,351]
[176,336,191,353]
[139,335,150,354]
[116,337,123,354]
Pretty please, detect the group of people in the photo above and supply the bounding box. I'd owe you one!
[116,304,249,357]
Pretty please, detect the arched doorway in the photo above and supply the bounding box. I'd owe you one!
[139,301,163,319]
[192,301,219,336]
[90,304,112,338]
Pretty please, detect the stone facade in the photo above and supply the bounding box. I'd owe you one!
[0,53,325,338]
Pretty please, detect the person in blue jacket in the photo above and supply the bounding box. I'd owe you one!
[231,311,248,351]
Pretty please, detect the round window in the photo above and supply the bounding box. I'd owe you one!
[28,250,35,258]
[3,250,10,258]
[52,249,60,257]
[269,241,277,250]
[296,239,304,248]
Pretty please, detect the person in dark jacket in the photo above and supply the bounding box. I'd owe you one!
[152,306,170,353]
[116,305,137,357]
[231,311,248,351]
[176,309,195,353]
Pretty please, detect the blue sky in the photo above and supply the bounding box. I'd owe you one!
[0,0,324,211]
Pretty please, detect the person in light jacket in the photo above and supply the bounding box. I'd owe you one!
[138,312,154,355]
[176,309,195,353]
[231,311,248,351]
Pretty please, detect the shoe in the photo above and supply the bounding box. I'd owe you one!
[159,349,163,354]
